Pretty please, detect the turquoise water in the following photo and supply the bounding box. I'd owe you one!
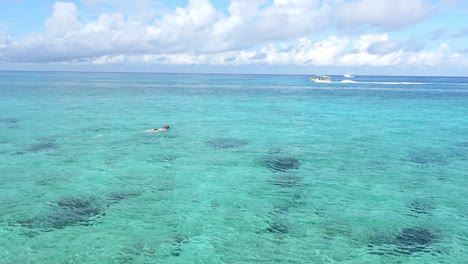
[1,71,467,263]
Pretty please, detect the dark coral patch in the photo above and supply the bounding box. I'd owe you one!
[18,197,102,231]
[394,228,436,254]
[260,156,300,172]
[0,118,19,124]
[265,222,289,234]
[57,197,96,209]
[408,151,447,166]
[18,207,101,230]
[206,138,248,149]
[171,234,189,257]
[0,118,20,128]
[27,143,59,152]
[43,206,102,229]
[368,227,437,256]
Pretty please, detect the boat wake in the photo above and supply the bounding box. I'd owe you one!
[340,80,428,85]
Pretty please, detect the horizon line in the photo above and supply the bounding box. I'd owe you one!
[0,69,467,78]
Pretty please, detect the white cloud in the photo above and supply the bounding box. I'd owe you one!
[407,43,448,66]
[353,34,389,52]
[147,0,222,52]
[45,2,82,35]
[72,34,464,71]
[0,0,466,71]
[92,54,126,64]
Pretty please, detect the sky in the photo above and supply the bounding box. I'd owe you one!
[0,0,467,76]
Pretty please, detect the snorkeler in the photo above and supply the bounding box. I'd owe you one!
[144,125,170,133]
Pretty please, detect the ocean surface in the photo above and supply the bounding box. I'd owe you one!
[0,71,467,263]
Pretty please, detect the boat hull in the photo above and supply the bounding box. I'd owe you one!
[310,78,331,83]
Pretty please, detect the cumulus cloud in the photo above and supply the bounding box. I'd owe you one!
[73,34,460,71]
[353,34,389,52]
[147,0,222,52]
[407,43,448,66]
[0,0,466,70]
[45,2,82,35]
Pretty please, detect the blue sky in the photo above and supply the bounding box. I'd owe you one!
[0,0,467,76]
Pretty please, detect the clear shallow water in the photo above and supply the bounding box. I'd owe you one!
[0,71,467,263]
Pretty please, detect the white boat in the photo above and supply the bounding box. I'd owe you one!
[309,75,331,83]
[343,73,354,78]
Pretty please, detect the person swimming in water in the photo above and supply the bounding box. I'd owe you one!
[145,125,170,133]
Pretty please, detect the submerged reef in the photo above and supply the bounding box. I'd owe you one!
[0,118,19,125]
[15,191,141,233]
[0,118,20,129]
[171,234,190,257]
[368,227,438,255]
[17,197,102,230]
[57,197,96,209]
[27,142,59,153]
[408,150,448,166]
[265,221,289,235]
[394,228,436,254]
[260,156,300,172]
